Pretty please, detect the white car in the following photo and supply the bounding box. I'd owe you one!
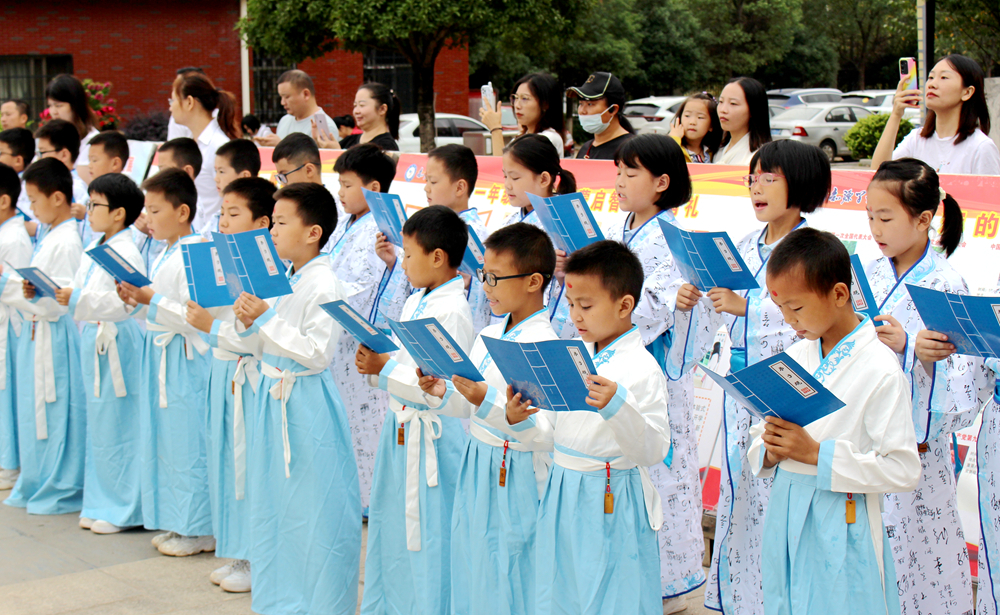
[622,96,687,135]
[842,90,923,125]
[396,113,489,153]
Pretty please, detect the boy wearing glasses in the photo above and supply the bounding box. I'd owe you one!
[271,133,324,187]
[417,222,557,615]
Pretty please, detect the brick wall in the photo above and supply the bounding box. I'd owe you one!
[434,44,469,116]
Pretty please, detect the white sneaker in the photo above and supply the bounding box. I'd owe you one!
[79,517,95,530]
[91,520,132,535]
[151,531,178,548]
[663,595,688,614]
[210,560,237,586]
[0,468,18,490]
[158,535,216,557]
[220,560,251,593]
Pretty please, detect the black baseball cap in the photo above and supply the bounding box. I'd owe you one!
[567,72,625,101]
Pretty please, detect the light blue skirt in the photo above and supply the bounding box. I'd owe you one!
[0,321,22,471]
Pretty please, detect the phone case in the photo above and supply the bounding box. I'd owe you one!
[481,83,496,111]
[900,57,918,91]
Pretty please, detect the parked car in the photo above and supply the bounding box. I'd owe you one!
[842,89,922,125]
[770,104,873,161]
[769,104,787,118]
[622,96,687,134]
[396,113,489,153]
[766,88,843,109]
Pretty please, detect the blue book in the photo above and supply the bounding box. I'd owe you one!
[460,229,486,277]
[182,243,234,308]
[12,265,60,299]
[526,192,604,254]
[907,284,1000,358]
[849,254,884,326]
[212,229,292,301]
[701,353,844,426]
[386,317,483,382]
[320,300,399,354]
[481,337,599,413]
[86,243,152,287]
[363,188,408,248]
[658,219,759,291]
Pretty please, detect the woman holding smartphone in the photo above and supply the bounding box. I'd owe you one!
[480,72,565,157]
[872,54,999,175]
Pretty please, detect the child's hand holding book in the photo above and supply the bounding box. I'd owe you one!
[760,416,820,466]
[355,344,390,376]
[505,385,538,425]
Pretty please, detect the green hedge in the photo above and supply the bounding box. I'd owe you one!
[844,113,914,160]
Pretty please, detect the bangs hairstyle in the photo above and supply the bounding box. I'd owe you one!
[277,70,316,97]
[142,168,198,218]
[22,157,73,201]
[333,115,355,129]
[0,162,20,205]
[333,143,397,193]
[216,139,262,176]
[359,83,401,140]
[767,227,850,295]
[428,144,478,190]
[512,73,565,136]
[241,114,261,134]
[504,134,576,195]
[88,131,129,165]
[921,54,991,144]
[272,183,338,247]
[173,72,241,140]
[36,119,81,162]
[564,240,644,308]
[872,158,964,257]
[88,173,145,227]
[401,205,468,268]
[672,93,723,157]
[721,77,771,153]
[44,74,97,137]
[158,138,203,176]
[0,127,35,163]
[484,222,556,291]
[750,140,831,213]
[272,132,321,167]
[222,177,278,223]
[614,134,692,210]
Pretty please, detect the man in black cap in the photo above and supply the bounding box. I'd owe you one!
[567,72,635,159]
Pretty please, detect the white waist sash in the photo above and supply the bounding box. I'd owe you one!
[553,449,663,531]
[260,361,323,481]
[94,321,127,398]
[0,309,13,391]
[27,314,62,440]
[395,404,443,552]
[224,353,259,501]
[147,323,209,409]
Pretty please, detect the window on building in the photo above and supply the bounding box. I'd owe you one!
[363,49,414,114]
[251,53,295,126]
[0,55,74,125]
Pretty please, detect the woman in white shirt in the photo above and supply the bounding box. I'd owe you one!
[873,54,1000,175]
[715,77,772,167]
[481,72,565,157]
[45,74,100,183]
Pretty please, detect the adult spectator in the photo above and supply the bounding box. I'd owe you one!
[241,113,274,139]
[0,99,29,130]
[567,72,634,160]
[166,67,217,140]
[254,70,334,147]
[481,73,565,157]
[715,76,771,166]
[313,83,399,151]
[45,74,100,182]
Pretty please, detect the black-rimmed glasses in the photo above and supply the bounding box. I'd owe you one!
[476,269,550,287]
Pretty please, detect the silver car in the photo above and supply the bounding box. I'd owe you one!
[622,96,687,135]
[770,104,873,161]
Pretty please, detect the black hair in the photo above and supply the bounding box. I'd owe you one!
[333,114,356,130]
[672,93,723,158]
[22,157,73,202]
[176,66,205,75]
[750,140,831,214]
[88,131,130,166]
[216,139,261,176]
[512,73,565,137]
[0,128,35,165]
[88,173,145,227]
[44,74,97,138]
[173,72,241,141]
[222,177,278,224]
[564,240,644,308]
[36,119,81,162]
[767,227,851,295]
[484,222,556,291]
[333,143,397,193]
[158,138,202,176]
[142,168,198,220]
[3,99,30,118]
[272,182,338,247]
[428,144,478,191]
[277,70,316,97]
[241,114,261,134]
[614,134,692,210]
[0,162,20,206]
[872,158,964,257]
[721,77,771,153]
[921,54,991,144]
[504,134,576,195]
[401,205,468,268]
[358,83,401,140]
[272,132,321,169]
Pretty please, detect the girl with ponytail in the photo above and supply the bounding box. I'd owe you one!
[863,156,977,615]
[499,133,576,230]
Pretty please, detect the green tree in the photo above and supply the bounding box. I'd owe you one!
[826,0,913,89]
[937,0,1000,76]
[629,0,712,97]
[688,0,804,78]
[753,0,838,89]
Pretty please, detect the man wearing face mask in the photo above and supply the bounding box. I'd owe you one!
[569,72,635,159]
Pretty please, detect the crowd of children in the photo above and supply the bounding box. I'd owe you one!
[0,79,997,615]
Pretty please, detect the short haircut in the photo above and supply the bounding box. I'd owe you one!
[35,119,81,162]
[22,157,73,201]
[564,240,644,308]
[0,127,35,162]
[277,69,316,96]
[158,138,203,176]
[222,177,278,223]
[88,173,145,227]
[0,162,20,205]
[614,134,691,210]
[766,227,851,295]
[272,183,337,246]
[333,143,397,193]
[3,99,30,118]
[401,205,467,268]
[142,168,198,218]
[272,133,321,168]
[333,114,355,130]
[428,144,478,190]
[216,139,261,176]
[484,222,556,291]
[750,140,830,213]
[88,131,130,165]
[242,114,261,133]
